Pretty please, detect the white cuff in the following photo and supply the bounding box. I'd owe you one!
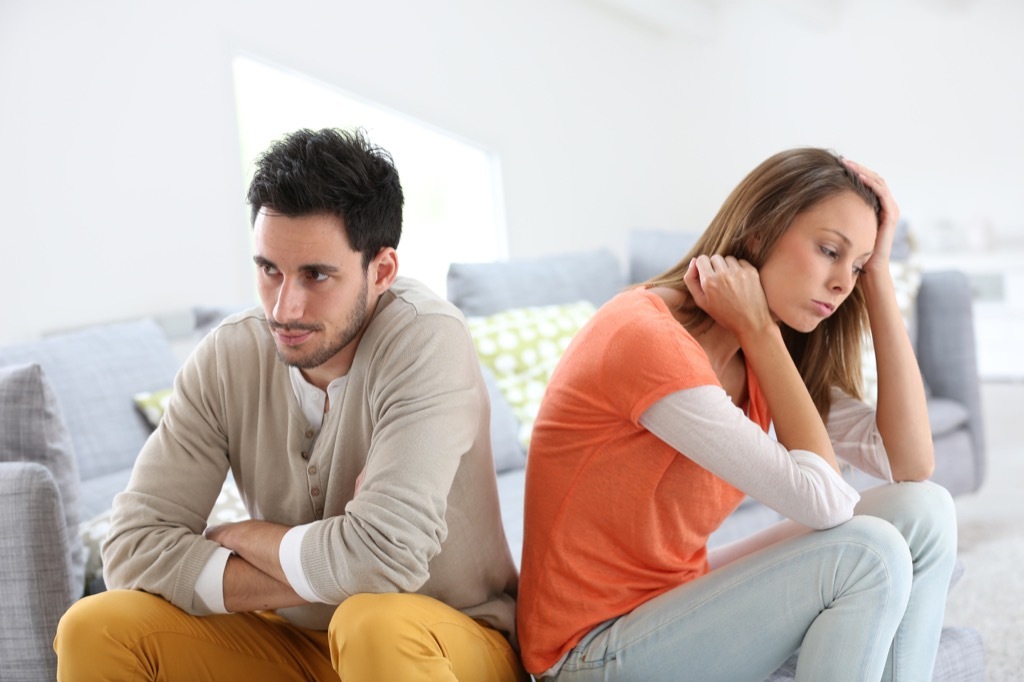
[194,546,232,614]
[279,523,325,603]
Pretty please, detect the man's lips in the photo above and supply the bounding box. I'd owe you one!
[269,324,320,347]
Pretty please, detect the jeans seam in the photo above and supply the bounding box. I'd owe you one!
[597,535,902,669]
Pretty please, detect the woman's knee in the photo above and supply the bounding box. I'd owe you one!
[857,481,958,563]
[834,515,914,565]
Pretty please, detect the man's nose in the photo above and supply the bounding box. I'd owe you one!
[274,278,305,323]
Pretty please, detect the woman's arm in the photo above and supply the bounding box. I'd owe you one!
[640,387,859,529]
[844,160,934,481]
[685,255,841,474]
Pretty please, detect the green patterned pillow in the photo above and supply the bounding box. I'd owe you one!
[467,301,596,449]
[133,387,173,428]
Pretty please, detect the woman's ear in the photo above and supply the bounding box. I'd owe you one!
[742,231,762,259]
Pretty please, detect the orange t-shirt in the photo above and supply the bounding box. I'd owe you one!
[517,287,771,674]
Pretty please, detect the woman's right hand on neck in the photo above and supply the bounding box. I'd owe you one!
[683,254,774,342]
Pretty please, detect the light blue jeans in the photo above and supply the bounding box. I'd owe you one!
[546,481,957,682]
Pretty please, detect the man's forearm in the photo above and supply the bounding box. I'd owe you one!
[207,519,290,583]
[207,519,308,612]
[223,554,308,612]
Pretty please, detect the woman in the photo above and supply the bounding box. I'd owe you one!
[517,149,957,681]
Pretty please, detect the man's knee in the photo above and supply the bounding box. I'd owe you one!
[58,590,149,650]
[56,590,174,679]
[330,593,434,648]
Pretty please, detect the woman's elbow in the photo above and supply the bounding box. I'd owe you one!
[892,460,935,482]
[889,445,936,482]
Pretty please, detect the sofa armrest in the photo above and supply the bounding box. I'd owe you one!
[914,270,986,486]
[0,461,77,682]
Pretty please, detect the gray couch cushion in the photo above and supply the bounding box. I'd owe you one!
[0,319,180,495]
[628,229,700,284]
[0,363,84,593]
[447,249,624,316]
[482,365,526,473]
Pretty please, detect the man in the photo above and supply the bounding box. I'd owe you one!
[55,128,526,681]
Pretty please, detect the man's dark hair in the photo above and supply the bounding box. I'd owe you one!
[247,128,404,268]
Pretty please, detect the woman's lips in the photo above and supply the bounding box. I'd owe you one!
[813,300,835,317]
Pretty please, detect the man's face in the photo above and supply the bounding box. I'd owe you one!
[252,209,373,387]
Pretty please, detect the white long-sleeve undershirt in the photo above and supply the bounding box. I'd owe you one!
[639,385,890,532]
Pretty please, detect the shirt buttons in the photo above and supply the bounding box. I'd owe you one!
[305,429,314,439]
[311,487,320,497]
[300,451,308,460]
[307,465,317,475]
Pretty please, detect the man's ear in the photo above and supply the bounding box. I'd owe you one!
[369,247,398,293]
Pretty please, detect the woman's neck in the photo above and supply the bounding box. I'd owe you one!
[650,286,748,407]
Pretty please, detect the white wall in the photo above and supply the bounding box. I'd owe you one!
[2,0,1021,343]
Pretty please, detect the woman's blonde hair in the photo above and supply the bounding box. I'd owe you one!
[646,148,881,420]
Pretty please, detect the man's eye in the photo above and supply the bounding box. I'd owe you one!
[262,264,280,276]
[308,271,328,282]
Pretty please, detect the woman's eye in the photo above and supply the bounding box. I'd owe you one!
[820,246,838,260]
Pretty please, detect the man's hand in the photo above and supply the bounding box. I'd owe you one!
[206,519,291,584]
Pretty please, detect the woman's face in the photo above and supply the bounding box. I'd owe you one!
[758,191,877,333]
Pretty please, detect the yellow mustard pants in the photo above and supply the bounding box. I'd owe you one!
[54,589,527,681]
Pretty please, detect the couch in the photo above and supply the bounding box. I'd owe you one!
[446,229,987,681]
[0,230,985,681]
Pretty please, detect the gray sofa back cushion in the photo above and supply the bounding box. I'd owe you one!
[0,319,180,485]
[628,229,700,284]
[447,249,624,316]
[0,363,84,592]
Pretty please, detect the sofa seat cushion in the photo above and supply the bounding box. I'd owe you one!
[0,363,85,595]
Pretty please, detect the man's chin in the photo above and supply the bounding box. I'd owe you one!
[274,345,320,370]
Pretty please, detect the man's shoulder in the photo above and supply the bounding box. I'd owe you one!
[381,278,466,324]
[191,306,274,366]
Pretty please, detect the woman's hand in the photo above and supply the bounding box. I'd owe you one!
[843,158,934,480]
[684,254,773,340]
[842,158,900,277]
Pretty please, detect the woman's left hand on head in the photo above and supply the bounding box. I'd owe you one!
[842,158,900,273]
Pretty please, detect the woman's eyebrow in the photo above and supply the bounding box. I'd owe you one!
[824,228,852,246]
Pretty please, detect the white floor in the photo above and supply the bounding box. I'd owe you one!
[942,380,1024,681]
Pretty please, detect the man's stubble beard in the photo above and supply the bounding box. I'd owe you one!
[275,277,369,370]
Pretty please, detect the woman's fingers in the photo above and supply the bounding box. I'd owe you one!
[843,157,901,263]
[843,158,900,224]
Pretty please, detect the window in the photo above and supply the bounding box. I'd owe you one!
[232,55,505,296]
